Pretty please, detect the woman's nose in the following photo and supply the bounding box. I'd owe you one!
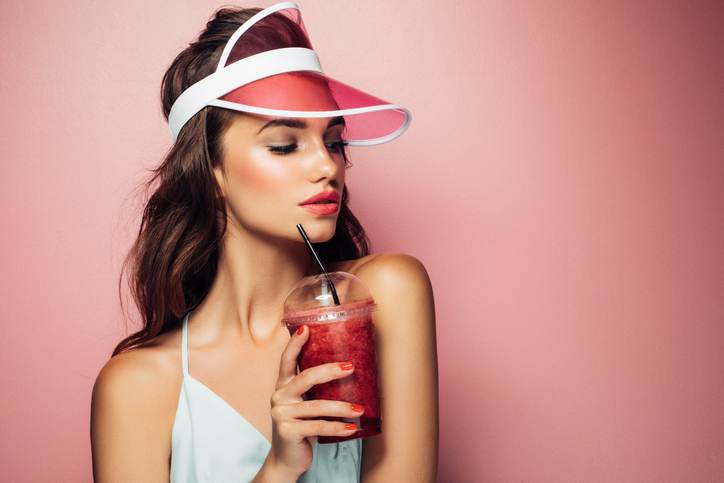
[309,139,340,180]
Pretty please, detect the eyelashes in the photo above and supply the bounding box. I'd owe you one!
[267,143,297,154]
[267,141,352,167]
[268,141,348,155]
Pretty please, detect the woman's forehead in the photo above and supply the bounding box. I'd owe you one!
[234,113,346,133]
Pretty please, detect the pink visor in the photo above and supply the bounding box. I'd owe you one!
[167,1,411,146]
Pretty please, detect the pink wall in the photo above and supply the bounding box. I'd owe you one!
[1,1,722,481]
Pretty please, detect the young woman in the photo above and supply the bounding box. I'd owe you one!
[90,3,438,482]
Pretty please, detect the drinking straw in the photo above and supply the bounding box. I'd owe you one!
[296,223,341,305]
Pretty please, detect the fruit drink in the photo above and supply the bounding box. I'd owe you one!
[283,296,381,443]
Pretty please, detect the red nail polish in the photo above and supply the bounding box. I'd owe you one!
[296,325,305,335]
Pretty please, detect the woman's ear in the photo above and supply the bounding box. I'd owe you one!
[212,165,227,199]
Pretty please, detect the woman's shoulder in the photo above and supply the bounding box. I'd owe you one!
[90,331,183,475]
[341,252,429,282]
[336,252,432,300]
[92,331,183,426]
[96,342,178,388]
[333,252,426,275]
[96,326,182,384]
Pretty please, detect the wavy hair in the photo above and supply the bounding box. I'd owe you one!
[112,7,370,356]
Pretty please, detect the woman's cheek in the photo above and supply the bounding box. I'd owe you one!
[230,150,293,197]
[223,154,296,228]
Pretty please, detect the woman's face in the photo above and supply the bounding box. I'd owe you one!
[213,113,348,244]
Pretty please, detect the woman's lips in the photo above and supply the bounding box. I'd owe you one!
[300,202,339,215]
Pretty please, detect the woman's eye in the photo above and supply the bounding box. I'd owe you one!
[268,143,298,155]
[268,141,349,155]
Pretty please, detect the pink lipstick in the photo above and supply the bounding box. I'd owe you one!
[299,190,341,216]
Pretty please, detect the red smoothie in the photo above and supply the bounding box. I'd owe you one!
[283,296,381,443]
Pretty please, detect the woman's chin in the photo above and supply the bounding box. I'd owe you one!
[294,219,337,243]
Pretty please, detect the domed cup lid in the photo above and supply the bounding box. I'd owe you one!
[281,271,377,325]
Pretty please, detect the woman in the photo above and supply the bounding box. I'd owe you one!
[90,3,438,482]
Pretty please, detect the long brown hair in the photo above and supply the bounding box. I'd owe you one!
[112,7,371,356]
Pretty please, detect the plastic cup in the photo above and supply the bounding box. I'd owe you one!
[281,271,381,444]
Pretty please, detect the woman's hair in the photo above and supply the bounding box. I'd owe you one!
[112,7,371,356]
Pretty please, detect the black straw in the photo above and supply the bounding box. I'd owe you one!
[296,224,341,305]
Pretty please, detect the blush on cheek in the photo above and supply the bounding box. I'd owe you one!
[228,151,294,196]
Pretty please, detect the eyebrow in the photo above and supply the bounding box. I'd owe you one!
[257,116,345,134]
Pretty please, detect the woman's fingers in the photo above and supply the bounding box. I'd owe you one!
[276,361,355,401]
[271,399,364,422]
[277,324,309,388]
[275,418,359,442]
[275,324,356,401]
[269,324,359,475]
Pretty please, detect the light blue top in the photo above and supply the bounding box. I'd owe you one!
[170,311,363,482]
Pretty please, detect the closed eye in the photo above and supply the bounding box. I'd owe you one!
[268,140,349,155]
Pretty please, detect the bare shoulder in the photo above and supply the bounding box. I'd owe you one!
[92,331,181,407]
[91,330,182,480]
[353,252,435,328]
[353,252,433,298]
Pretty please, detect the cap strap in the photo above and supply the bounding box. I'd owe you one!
[216,1,301,71]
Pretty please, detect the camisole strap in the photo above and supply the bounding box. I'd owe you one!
[181,312,189,377]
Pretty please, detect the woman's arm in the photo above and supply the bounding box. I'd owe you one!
[356,253,439,482]
[91,350,177,482]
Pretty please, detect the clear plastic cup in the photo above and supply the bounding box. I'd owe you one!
[281,271,381,444]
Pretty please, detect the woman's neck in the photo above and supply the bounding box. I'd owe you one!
[189,225,317,347]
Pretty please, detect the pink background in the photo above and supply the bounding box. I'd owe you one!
[1,1,723,481]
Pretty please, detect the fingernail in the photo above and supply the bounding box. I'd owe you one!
[296,325,305,335]
[344,423,357,430]
[339,361,354,370]
[351,403,364,412]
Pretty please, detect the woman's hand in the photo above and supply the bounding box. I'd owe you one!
[267,324,364,477]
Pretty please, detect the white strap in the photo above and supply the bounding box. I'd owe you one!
[181,313,189,377]
[168,47,322,141]
[216,1,301,71]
